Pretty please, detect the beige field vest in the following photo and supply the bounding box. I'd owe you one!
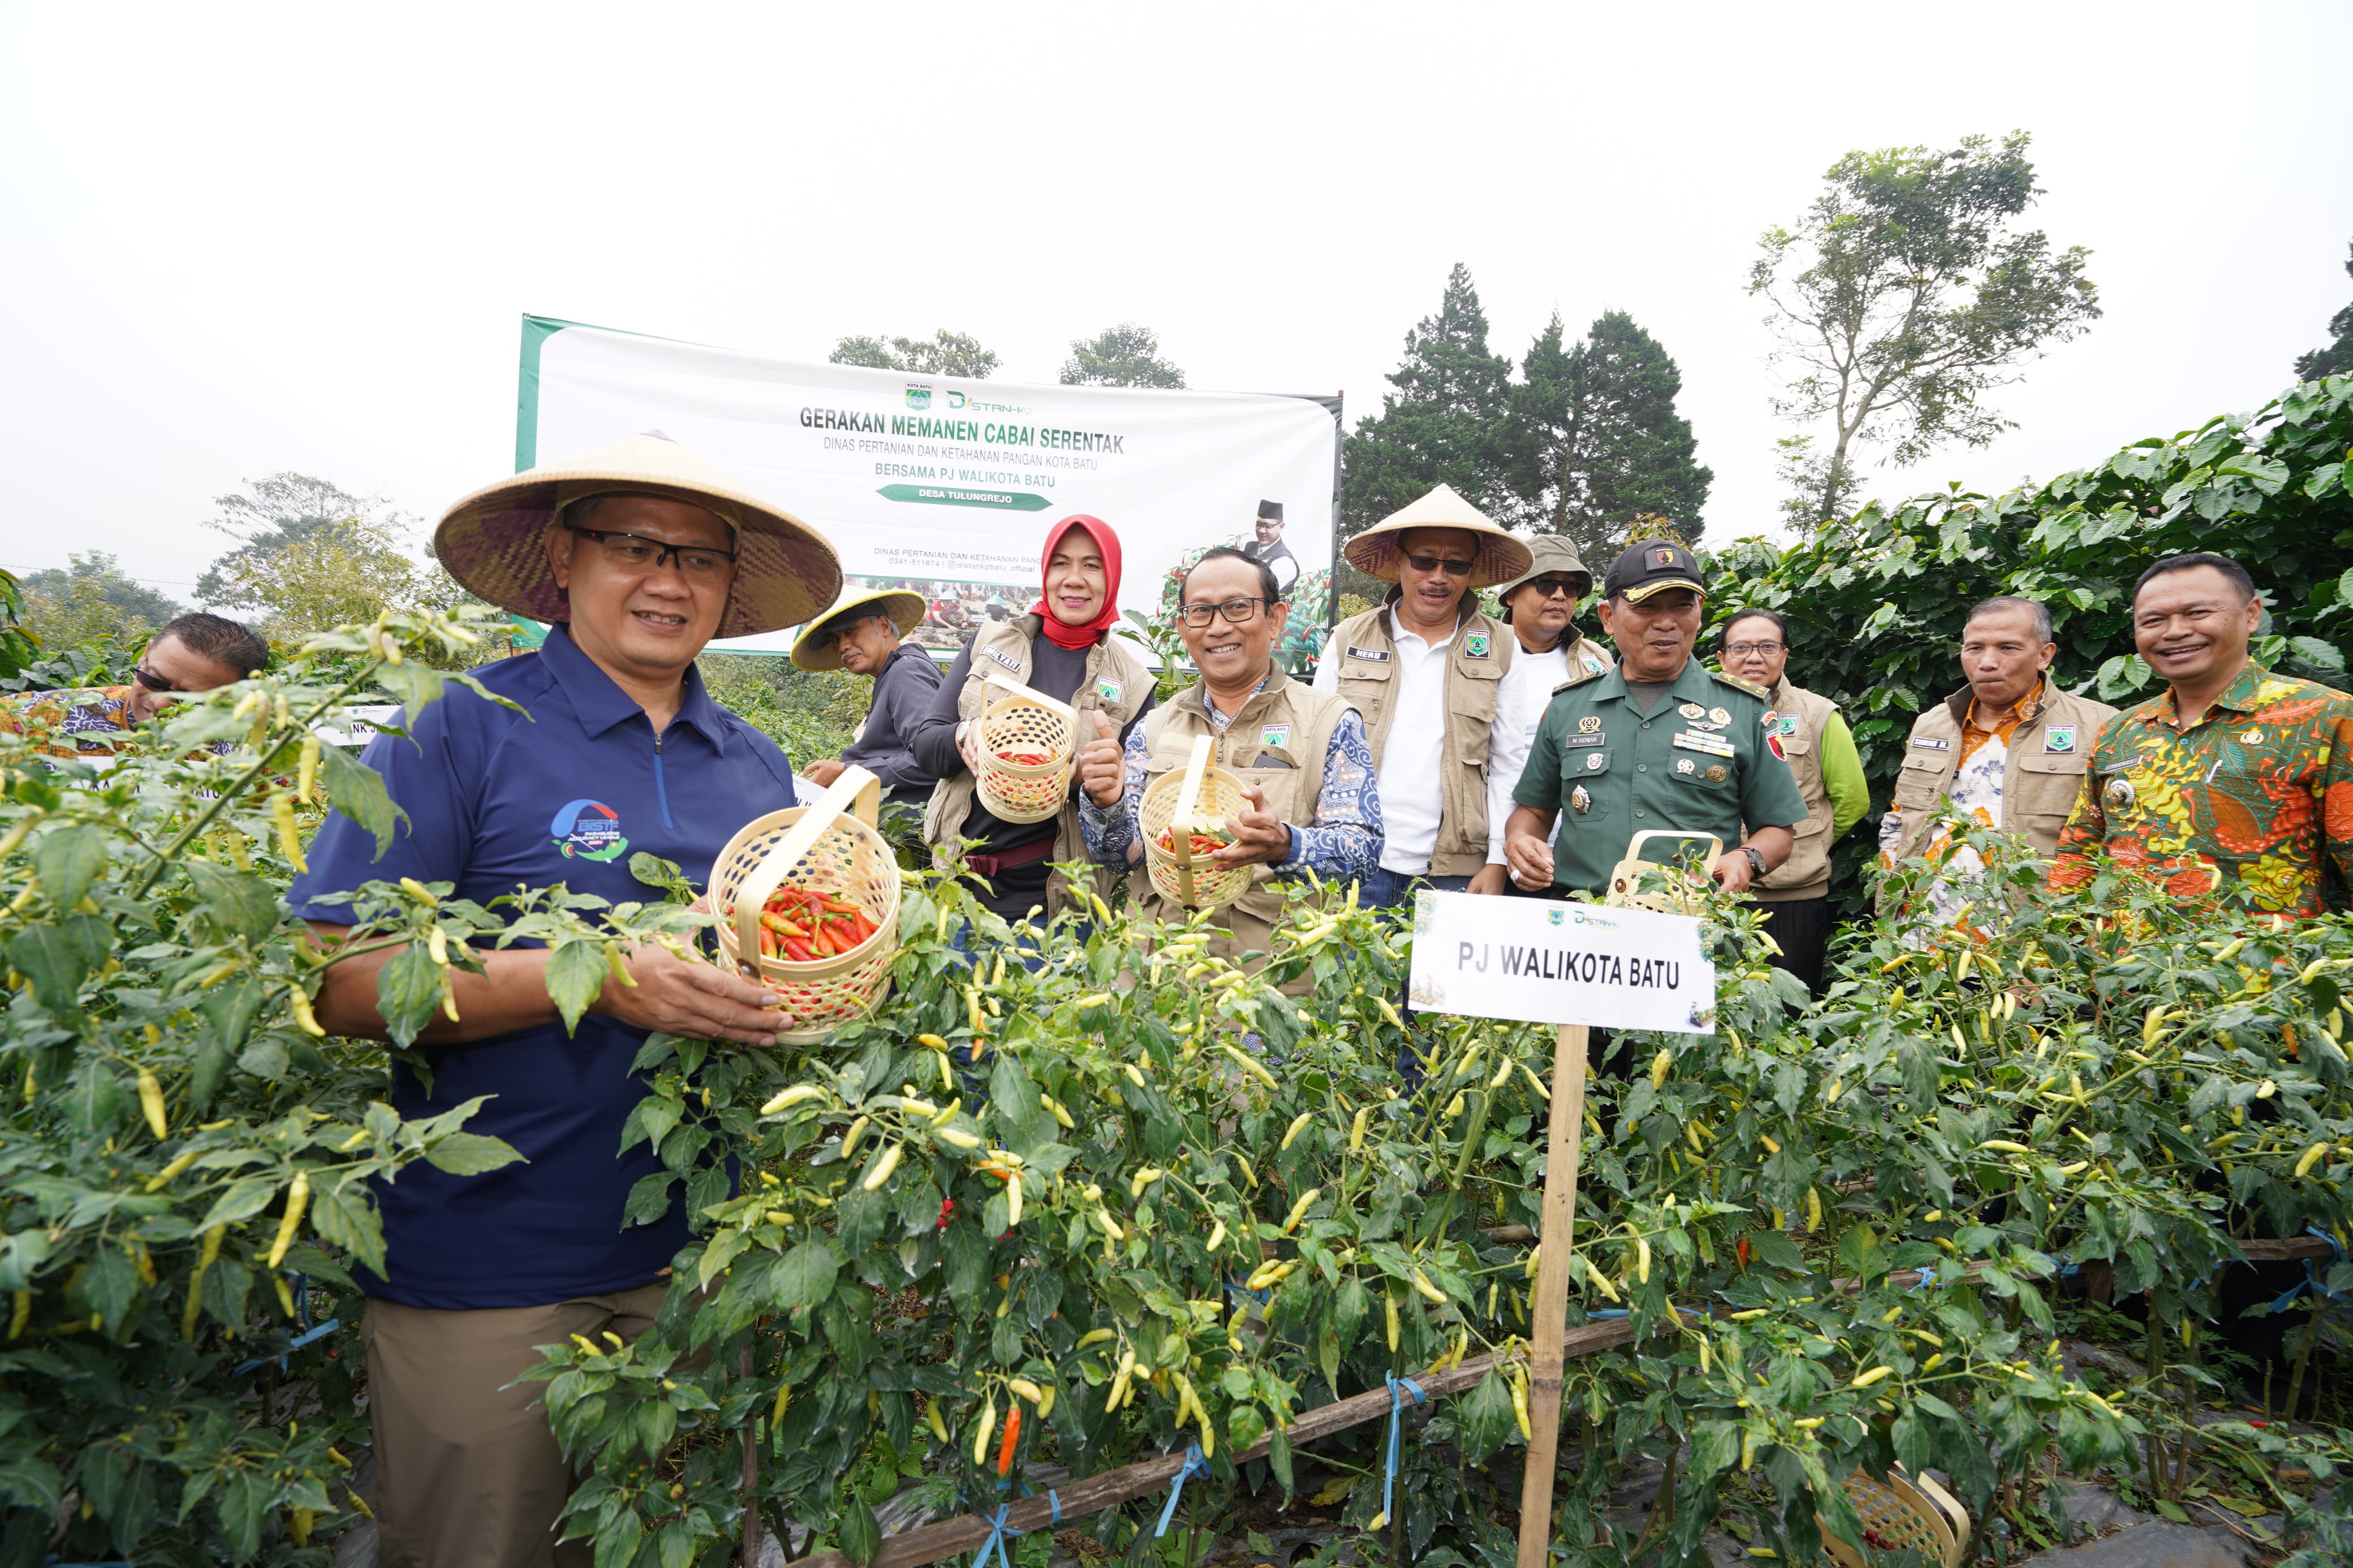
[1130,669,1354,978]
[1325,598,1511,877]
[1753,680,1841,903]
[923,616,1153,915]
[1884,675,2118,863]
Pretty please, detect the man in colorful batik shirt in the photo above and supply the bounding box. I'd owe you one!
[1880,597,2117,926]
[1,613,267,759]
[2050,552,2353,918]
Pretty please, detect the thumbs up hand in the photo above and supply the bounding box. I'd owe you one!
[1078,711,1126,808]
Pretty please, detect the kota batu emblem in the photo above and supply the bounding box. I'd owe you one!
[1260,724,1291,749]
[1548,908,1566,926]
[1097,677,1123,703]
[2044,725,2076,754]
[550,799,628,862]
[1578,715,1602,734]
[1463,632,1491,658]
[904,384,933,410]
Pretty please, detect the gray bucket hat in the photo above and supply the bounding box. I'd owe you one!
[1494,536,1595,603]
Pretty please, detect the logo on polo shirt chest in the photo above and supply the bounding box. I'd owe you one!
[551,799,630,862]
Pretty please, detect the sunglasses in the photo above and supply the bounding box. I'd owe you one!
[130,665,183,695]
[1402,551,1475,577]
[1520,576,1584,600]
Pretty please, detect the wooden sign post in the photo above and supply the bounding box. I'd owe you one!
[1405,887,1718,1568]
[1516,1023,1588,1568]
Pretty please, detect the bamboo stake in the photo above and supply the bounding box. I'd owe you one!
[1515,1023,1591,1568]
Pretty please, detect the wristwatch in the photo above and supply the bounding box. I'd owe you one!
[1741,845,1766,880]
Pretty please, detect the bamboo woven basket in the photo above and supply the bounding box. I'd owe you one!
[1140,735,1252,910]
[1819,1466,1971,1568]
[711,766,901,1044]
[1602,832,1723,914]
[973,676,1078,825]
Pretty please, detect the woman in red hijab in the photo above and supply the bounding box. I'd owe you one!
[908,516,1158,923]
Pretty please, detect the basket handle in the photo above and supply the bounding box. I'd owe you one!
[732,765,882,969]
[1623,831,1723,870]
[1169,735,1215,905]
[981,671,1078,724]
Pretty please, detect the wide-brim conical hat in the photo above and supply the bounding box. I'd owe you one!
[434,434,841,640]
[1342,483,1533,589]
[790,588,928,672]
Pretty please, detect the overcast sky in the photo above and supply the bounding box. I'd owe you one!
[3,2,2347,601]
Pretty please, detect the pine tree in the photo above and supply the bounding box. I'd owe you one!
[1339,264,1516,543]
[1505,310,1712,558]
[2295,241,2353,383]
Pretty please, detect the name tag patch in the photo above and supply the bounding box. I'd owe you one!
[1565,733,1604,748]
[1346,646,1391,664]
[1672,730,1736,758]
[2044,725,2076,754]
[980,646,1023,674]
[1911,736,1951,750]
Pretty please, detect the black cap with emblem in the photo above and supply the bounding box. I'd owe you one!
[1603,538,1705,604]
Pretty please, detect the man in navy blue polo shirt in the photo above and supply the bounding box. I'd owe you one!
[292,434,839,1568]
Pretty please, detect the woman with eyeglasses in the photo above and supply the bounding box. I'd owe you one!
[1717,607,1868,996]
[909,515,1156,925]
[1484,538,1614,897]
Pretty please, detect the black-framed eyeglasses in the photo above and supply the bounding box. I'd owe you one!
[1522,575,1584,600]
[131,664,182,695]
[1178,596,1271,627]
[563,524,738,582]
[1402,551,1475,577]
[1725,641,1785,656]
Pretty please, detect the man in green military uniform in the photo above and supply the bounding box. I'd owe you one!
[1504,538,1808,897]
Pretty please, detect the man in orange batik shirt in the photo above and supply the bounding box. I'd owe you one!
[2050,552,2353,917]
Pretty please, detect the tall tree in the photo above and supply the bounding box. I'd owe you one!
[1340,263,1516,543]
[19,551,183,631]
[2295,240,2353,383]
[1505,310,1712,558]
[195,473,411,606]
[1060,323,1186,388]
[1751,131,2100,525]
[828,330,999,379]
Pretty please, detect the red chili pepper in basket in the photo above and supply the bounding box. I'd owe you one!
[784,938,812,962]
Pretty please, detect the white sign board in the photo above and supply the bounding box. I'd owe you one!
[1407,891,1717,1034]
[520,317,1340,663]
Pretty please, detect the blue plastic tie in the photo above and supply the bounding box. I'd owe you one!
[2266,1226,2350,1314]
[1154,1442,1212,1537]
[1382,1373,1427,1526]
[971,1504,1023,1568]
[230,1315,340,1379]
[1048,1490,1061,1526]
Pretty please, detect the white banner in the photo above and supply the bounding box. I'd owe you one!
[1406,891,1717,1034]
[520,318,1339,660]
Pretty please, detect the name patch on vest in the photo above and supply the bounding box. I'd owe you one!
[1911,736,1952,750]
[1346,646,1391,663]
[1462,632,1492,659]
[980,645,1023,674]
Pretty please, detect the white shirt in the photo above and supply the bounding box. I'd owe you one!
[1315,609,1459,875]
[1486,634,1614,861]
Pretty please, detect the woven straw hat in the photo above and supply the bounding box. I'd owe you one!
[790,587,926,672]
[1342,483,1533,589]
[433,433,841,640]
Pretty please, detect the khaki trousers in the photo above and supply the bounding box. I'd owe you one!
[362,1283,666,1568]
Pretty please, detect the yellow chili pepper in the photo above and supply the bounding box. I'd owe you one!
[270,793,308,873]
[266,1171,309,1269]
[1284,1188,1321,1234]
[1385,1290,1400,1351]
[1281,1112,1315,1150]
[136,1068,168,1141]
[862,1143,903,1191]
[1350,1104,1372,1154]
